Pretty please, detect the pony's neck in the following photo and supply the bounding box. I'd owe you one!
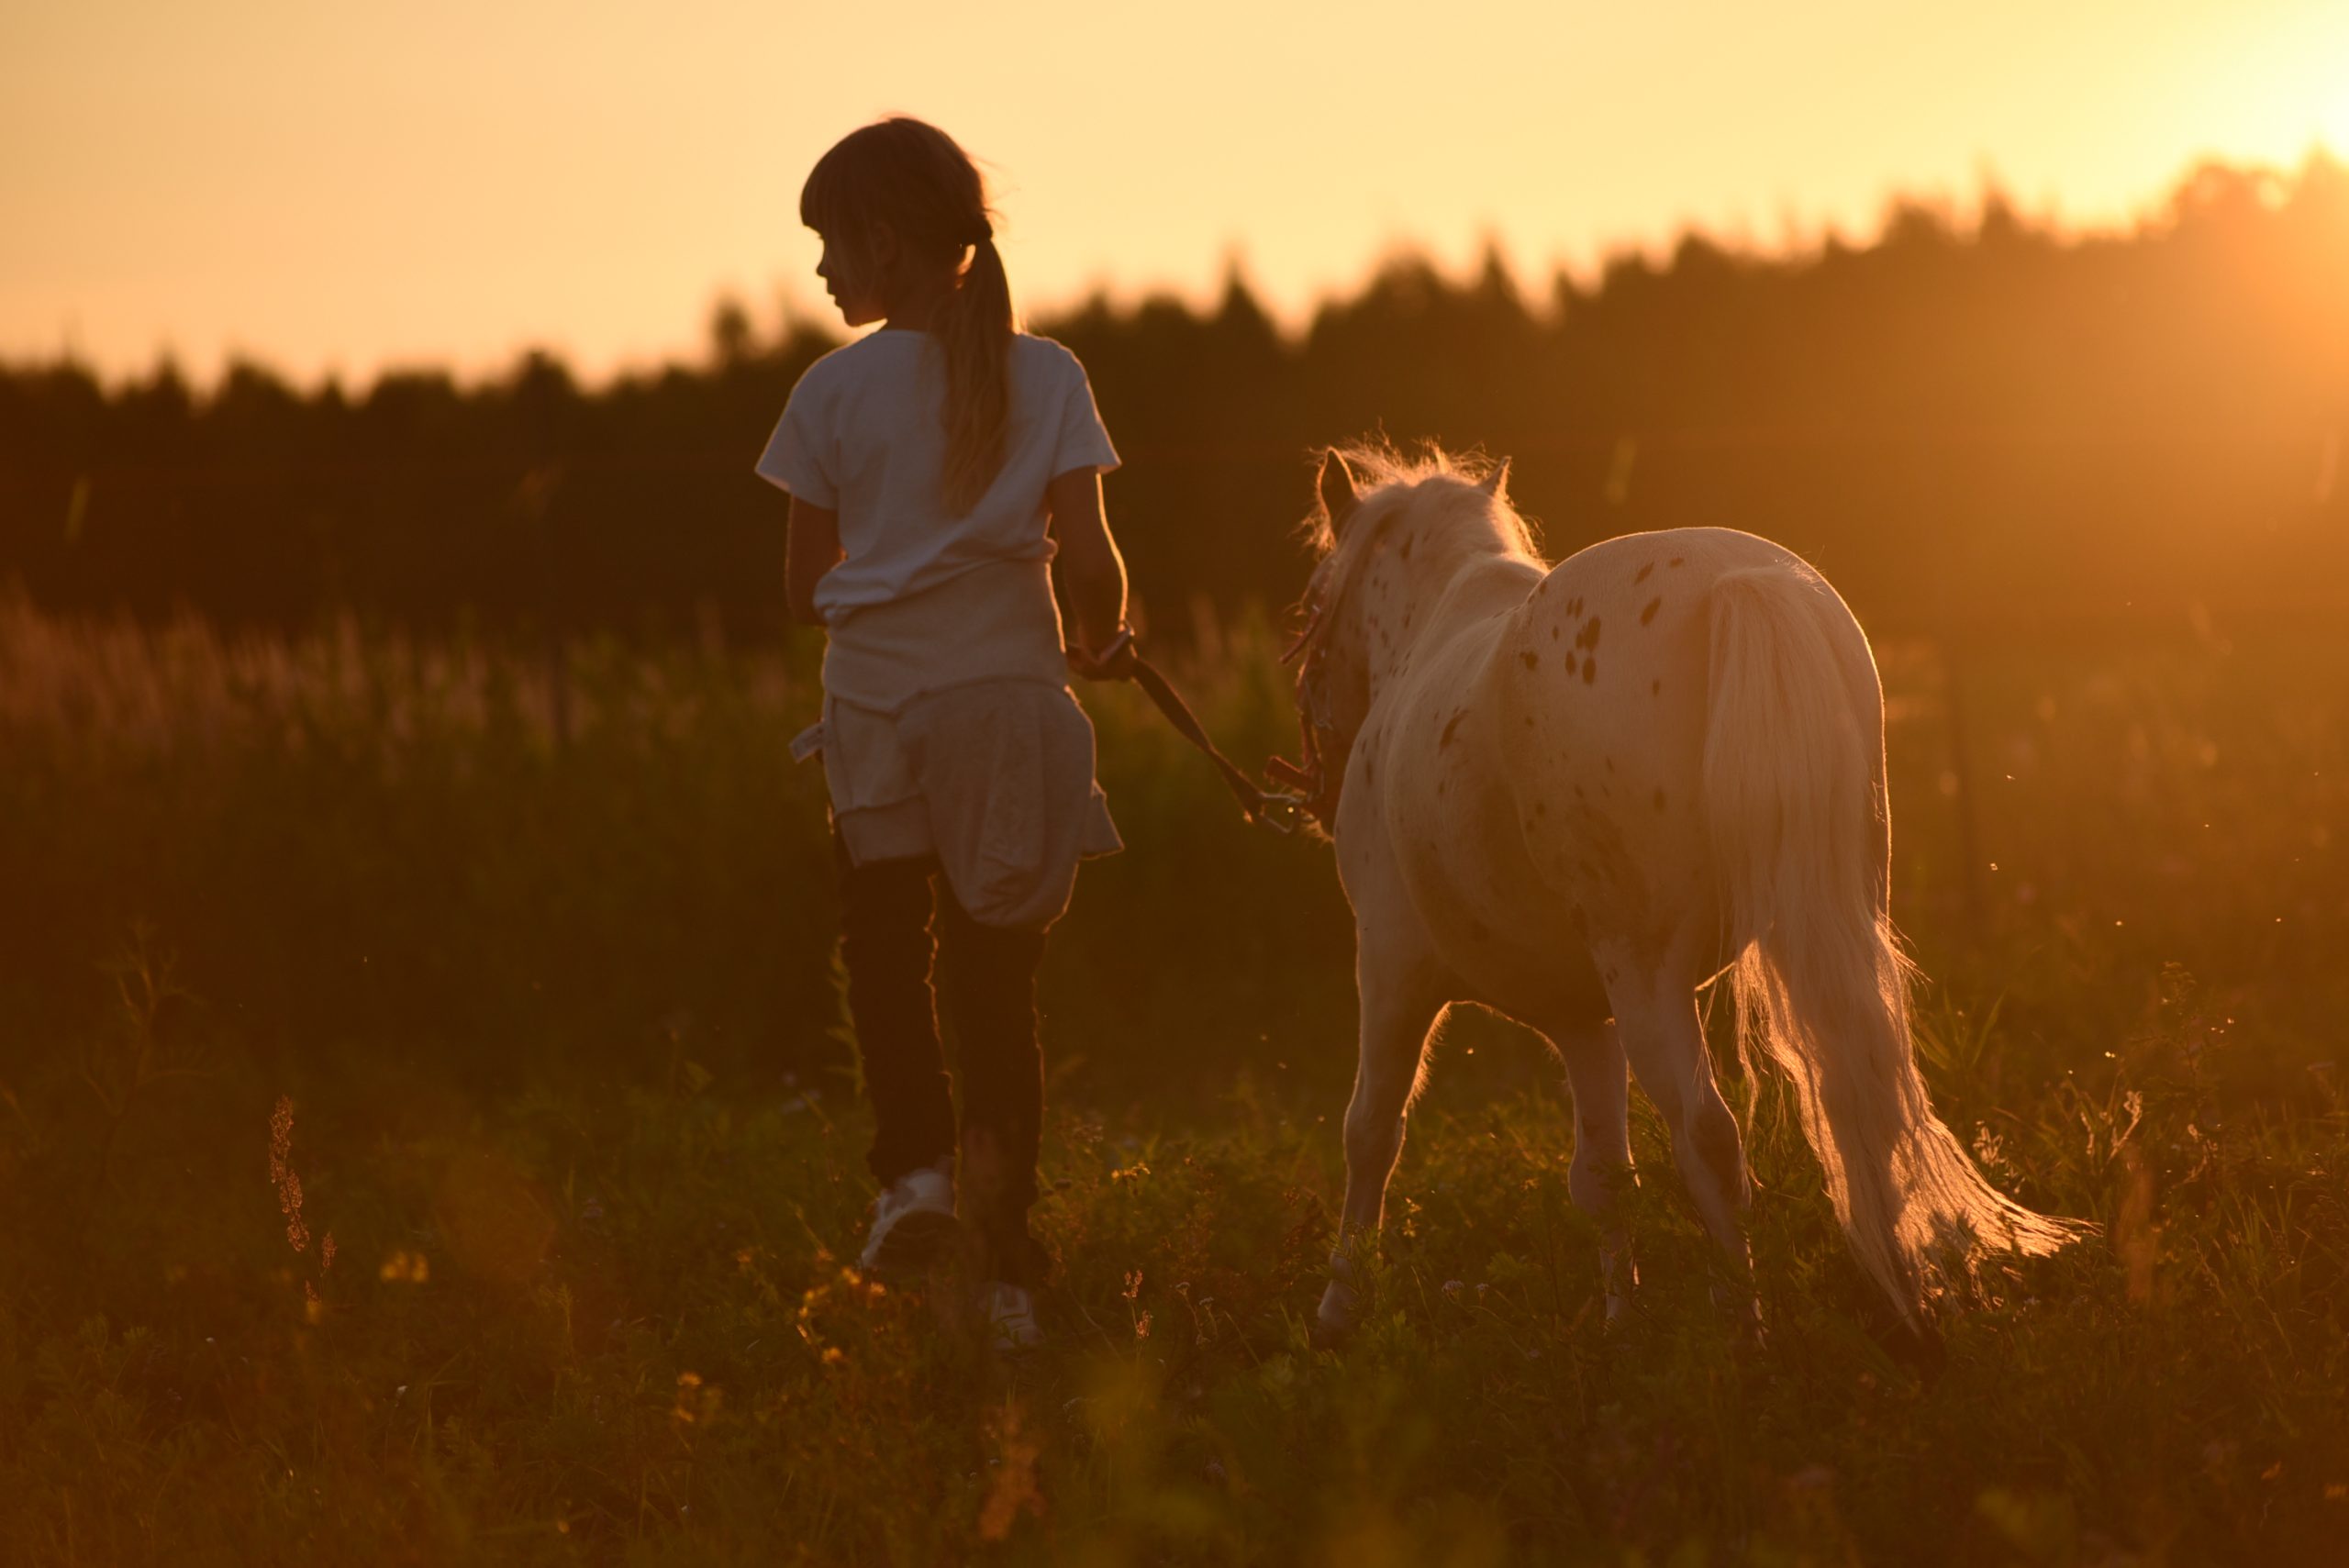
[1330,502,1537,731]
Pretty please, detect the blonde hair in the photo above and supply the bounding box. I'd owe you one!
[801,117,1014,515]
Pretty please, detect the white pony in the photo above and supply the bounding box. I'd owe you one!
[1283,445,2087,1334]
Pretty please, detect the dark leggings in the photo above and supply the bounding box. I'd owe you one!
[835,832,1051,1287]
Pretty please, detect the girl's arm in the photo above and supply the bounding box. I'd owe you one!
[1045,468,1132,674]
[785,495,844,626]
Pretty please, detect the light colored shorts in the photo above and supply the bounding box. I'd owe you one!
[794,678,1121,930]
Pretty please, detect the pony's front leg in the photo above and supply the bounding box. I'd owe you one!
[1318,947,1449,1337]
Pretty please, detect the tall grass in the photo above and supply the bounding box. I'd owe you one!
[0,593,2344,1562]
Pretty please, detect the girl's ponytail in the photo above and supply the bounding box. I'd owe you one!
[938,225,1014,515]
[800,117,1016,517]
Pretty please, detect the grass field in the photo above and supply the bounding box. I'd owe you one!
[1,591,2345,1564]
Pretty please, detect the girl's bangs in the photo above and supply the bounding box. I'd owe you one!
[798,140,863,236]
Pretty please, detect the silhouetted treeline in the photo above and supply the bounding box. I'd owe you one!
[3,157,2345,642]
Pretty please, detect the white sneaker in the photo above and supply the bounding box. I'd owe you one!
[858,1162,960,1275]
[981,1281,1044,1351]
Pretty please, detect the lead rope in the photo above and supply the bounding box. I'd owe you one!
[1100,528,1386,839]
[1122,653,1308,834]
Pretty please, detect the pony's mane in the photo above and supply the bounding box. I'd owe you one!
[1302,438,1542,563]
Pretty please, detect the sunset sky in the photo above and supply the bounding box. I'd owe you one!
[4,0,2345,385]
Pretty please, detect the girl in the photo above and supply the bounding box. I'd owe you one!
[756,117,1134,1351]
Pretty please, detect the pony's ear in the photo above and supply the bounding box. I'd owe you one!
[1319,450,1360,536]
[1479,458,1512,503]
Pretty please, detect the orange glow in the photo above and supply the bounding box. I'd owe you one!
[2,0,2344,383]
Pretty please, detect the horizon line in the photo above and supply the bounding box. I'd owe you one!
[13,144,2341,399]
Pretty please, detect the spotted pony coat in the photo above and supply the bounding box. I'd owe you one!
[1299,446,2087,1334]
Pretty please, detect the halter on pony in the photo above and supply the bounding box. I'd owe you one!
[1262,599,1339,829]
[1264,506,1404,833]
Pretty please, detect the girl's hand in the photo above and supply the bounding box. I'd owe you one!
[1046,468,1131,668]
[1067,627,1137,682]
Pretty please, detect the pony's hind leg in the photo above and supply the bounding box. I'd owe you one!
[1607,961,1760,1326]
[1319,950,1449,1337]
[1546,1017,1636,1322]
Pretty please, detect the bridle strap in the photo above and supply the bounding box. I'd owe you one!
[1262,510,1406,828]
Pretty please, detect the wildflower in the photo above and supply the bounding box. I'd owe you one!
[277,1169,310,1254]
[268,1095,310,1255]
[379,1251,429,1283]
[269,1095,294,1180]
[672,1370,722,1427]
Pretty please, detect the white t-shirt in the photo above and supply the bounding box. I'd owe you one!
[755,330,1120,710]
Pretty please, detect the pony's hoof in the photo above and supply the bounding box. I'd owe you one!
[1599,1244,1636,1328]
[1315,1276,1362,1340]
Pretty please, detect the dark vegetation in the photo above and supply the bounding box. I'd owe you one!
[2,159,2345,644]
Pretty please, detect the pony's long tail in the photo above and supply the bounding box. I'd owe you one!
[1700,562,2089,1318]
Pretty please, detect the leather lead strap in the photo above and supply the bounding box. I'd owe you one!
[1123,654,1288,827]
